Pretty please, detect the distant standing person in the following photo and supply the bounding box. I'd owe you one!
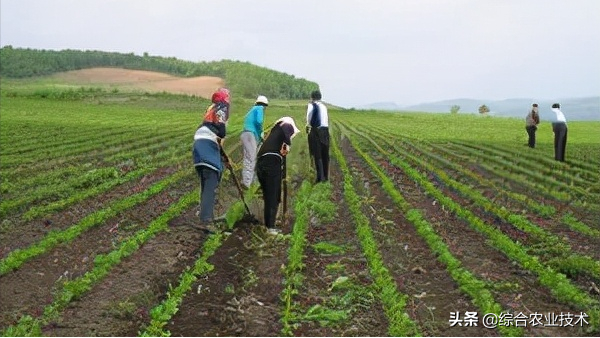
[256,117,300,235]
[525,103,540,148]
[306,90,330,183]
[551,103,568,162]
[240,95,269,189]
[192,88,231,232]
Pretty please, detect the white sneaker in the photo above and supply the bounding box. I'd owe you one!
[267,227,282,235]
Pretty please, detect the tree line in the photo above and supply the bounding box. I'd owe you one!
[0,46,319,100]
[451,104,490,115]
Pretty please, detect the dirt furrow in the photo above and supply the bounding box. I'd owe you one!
[433,142,599,226]
[165,176,298,337]
[291,164,389,336]
[398,156,600,302]
[42,207,207,337]
[36,172,244,336]
[0,165,181,259]
[0,175,195,330]
[343,137,591,336]
[340,138,497,337]
[417,143,600,259]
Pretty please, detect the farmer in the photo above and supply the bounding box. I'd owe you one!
[192,88,231,232]
[551,102,568,162]
[525,103,540,148]
[306,90,330,183]
[240,95,269,189]
[256,116,300,235]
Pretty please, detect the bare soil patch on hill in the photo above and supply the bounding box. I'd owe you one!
[52,68,224,99]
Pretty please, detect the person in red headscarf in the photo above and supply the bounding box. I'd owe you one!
[192,88,231,232]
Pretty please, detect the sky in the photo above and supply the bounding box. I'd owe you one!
[1,0,599,108]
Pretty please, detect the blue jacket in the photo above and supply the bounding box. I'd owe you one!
[192,125,224,177]
[242,105,265,142]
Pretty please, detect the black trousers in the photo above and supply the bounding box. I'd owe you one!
[256,155,282,229]
[308,127,330,182]
[526,125,537,148]
[552,122,568,162]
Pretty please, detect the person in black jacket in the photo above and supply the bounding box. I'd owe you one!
[255,117,299,235]
[525,103,540,148]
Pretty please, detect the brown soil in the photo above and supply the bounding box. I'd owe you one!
[338,137,597,337]
[52,68,225,99]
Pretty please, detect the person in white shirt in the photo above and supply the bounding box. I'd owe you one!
[551,103,568,162]
[305,90,330,182]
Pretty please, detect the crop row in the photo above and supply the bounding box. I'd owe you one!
[338,124,599,332]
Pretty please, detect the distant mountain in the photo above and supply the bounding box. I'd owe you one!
[355,101,404,111]
[357,97,600,121]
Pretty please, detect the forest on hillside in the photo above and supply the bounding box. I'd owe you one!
[0,46,318,100]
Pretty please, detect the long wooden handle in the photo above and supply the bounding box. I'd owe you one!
[282,157,288,227]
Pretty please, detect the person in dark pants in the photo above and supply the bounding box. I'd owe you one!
[306,90,330,183]
[525,103,540,148]
[550,103,568,162]
[192,88,230,232]
[256,117,299,235]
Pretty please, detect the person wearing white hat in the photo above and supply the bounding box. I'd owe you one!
[240,95,269,188]
[255,116,300,235]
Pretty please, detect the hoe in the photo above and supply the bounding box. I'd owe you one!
[220,147,260,224]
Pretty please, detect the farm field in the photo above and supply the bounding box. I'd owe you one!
[1,82,599,336]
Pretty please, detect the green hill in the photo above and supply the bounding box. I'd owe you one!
[0,46,319,100]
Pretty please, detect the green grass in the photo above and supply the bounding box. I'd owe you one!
[1,78,598,336]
